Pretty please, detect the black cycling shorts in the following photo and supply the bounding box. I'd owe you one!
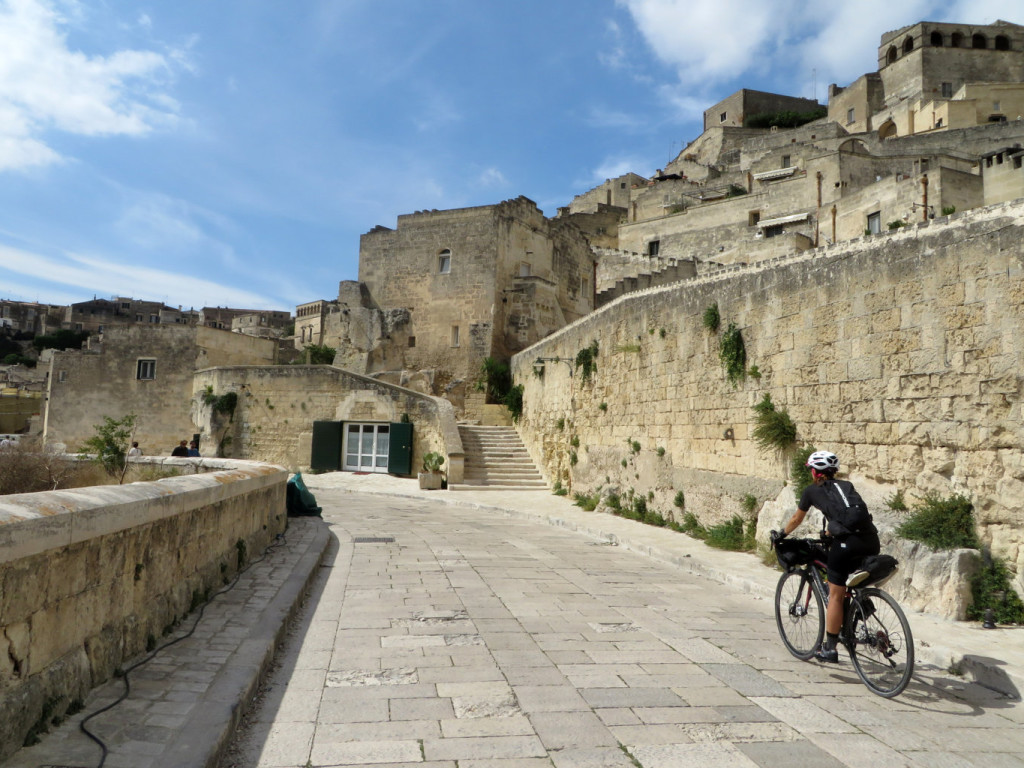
[827,531,880,585]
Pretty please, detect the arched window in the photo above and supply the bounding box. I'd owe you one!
[437,248,451,274]
[930,31,943,47]
[995,35,1010,51]
[903,36,914,55]
[886,46,898,65]
[951,32,964,48]
[973,33,987,49]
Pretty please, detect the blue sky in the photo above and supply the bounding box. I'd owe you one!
[0,0,1019,312]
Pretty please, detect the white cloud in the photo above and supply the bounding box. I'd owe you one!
[0,0,187,171]
[581,155,651,187]
[476,167,507,187]
[0,243,279,308]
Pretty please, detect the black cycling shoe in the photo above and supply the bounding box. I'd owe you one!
[814,645,840,663]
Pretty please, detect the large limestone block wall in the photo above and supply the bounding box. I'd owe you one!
[192,365,463,481]
[0,459,286,762]
[512,200,1024,596]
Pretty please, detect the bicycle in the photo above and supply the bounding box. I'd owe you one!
[772,535,915,697]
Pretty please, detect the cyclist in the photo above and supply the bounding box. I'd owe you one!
[773,450,880,663]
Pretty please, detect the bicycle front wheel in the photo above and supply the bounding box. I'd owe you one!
[847,588,915,697]
[775,570,824,660]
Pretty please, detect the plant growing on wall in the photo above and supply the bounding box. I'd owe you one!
[574,340,599,385]
[505,384,524,423]
[702,303,720,332]
[751,393,796,454]
[719,323,746,386]
[887,219,907,230]
[476,357,512,403]
[791,446,816,488]
[967,556,1024,624]
[896,493,979,550]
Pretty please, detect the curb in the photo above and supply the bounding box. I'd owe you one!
[154,516,332,768]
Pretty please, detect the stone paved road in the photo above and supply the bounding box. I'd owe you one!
[224,490,1024,768]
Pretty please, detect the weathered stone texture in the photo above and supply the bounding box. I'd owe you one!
[513,200,1024,596]
[0,459,286,762]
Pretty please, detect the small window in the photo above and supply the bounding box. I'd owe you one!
[450,326,460,347]
[1014,155,1022,169]
[581,277,589,296]
[519,262,532,277]
[931,31,943,47]
[121,302,130,309]
[941,82,953,98]
[135,313,143,321]
[748,211,761,226]
[886,46,897,64]
[58,370,67,383]
[903,36,914,55]
[846,108,855,124]
[137,359,156,380]
[438,249,451,274]
[619,182,626,189]
[781,155,791,168]
[150,314,159,323]
[408,336,416,348]
[720,111,727,123]
[867,211,881,235]
[972,34,986,50]
[995,35,1010,51]
[647,240,660,257]
[951,32,964,48]
[993,101,1001,112]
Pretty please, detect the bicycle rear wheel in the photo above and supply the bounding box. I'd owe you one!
[847,587,914,697]
[775,570,824,660]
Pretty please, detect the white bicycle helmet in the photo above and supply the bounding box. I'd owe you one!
[806,450,839,471]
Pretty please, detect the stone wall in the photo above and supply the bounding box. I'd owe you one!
[0,458,287,762]
[512,199,1024,599]
[192,365,463,482]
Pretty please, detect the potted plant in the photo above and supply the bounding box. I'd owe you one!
[418,451,445,490]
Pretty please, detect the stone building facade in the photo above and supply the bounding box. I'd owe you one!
[298,197,595,411]
[43,325,277,454]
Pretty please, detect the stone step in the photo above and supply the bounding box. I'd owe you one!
[457,424,546,489]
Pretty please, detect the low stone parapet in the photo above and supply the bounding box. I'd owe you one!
[0,458,287,762]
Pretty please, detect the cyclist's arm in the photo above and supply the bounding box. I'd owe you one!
[781,507,808,536]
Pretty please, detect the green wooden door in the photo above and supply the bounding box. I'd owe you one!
[387,422,413,476]
[310,421,343,472]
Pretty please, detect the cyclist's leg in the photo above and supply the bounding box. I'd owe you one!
[826,581,846,635]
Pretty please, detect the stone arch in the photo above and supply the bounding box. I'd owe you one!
[903,36,914,55]
[878,119,897,140]
[951,31,964,48]
[838,138,870,155]
[995,35,1010,51]
[886,46,898,65]
[930,31,943,47]
[973,33,987,49]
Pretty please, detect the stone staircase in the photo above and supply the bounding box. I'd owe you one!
[454,425,547,490]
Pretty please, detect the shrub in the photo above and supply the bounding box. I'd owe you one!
[476,357,512,403]
[887,219,906,230]
[719,323,746,386]
[556,417,565,430]
[32,329,88,353]
[552,481,569,496]
[702,303,720,332]
[505,384,524,422]
[573,491,601,511]
[745,107,827,129]
[656,447,665,457]
[748,365,761,380]
[598,402,607,412]
[896,493,979,550]
[303,344,336,365]
[742,494,758,515]
[705,515,755,551]
[679,512,706,539]
[941,205,956,216]
[570,435,580,448]
[751,393,797,453]
[791,446,817,489]
[605,492,621,511]
[673,490,685,509]
[80,414,137,480]
[967,557,1024,624]
[574,340,599,385]
[885,489,908,512]
[630,440,641,454]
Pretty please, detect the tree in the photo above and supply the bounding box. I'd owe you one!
[80,414,138,482]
